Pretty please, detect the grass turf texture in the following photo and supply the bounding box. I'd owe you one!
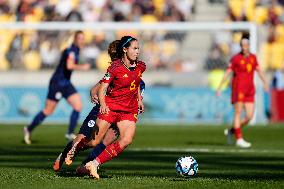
[0,124,284,189]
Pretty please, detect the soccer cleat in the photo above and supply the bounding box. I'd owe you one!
[65,133,76,141]
[23,127,31,145]
[65,141,79,165]
[236,138,251,148]
[85,161,100,179]
[53,153,63,172]
[224,128,233,145]
[76,165,90,176]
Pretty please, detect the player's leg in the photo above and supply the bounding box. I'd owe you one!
[81,126,119,165]
[86,119,136,179]
[232,102,243,138]
[233,102,251,148]
[236,102,254,147]
[65,118,112,165]
[53,134,85,171]
[224,102,242,145]
[24,99,57,145]
[66,92,82,140]
[53,106,99,171]
[241,102,254,127]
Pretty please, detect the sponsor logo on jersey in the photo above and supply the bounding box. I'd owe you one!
[123,74,128,78]
[240,60,245,65]
[88,120,96,127]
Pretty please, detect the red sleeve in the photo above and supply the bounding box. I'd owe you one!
[228,56,236,71]
[100,65,117,84]
[138,61,146,73]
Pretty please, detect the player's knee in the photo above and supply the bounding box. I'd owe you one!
[73,104,82,112]
[120,138,133,148]
[247,114,254,121]
[43,108,54,116]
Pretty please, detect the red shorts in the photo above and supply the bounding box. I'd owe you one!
[231,91,255,104]
[97,110,138,124]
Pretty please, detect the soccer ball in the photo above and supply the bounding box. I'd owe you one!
[176,156,198,177]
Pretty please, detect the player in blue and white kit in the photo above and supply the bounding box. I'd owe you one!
[23,31,91,144]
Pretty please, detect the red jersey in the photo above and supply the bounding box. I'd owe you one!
[100,59,146,114]
[229,52,259,102]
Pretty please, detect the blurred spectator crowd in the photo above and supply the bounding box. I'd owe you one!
[208,0,284,73]
[0,0,284,73]
[0,0,195,71]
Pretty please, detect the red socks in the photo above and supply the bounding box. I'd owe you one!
[96,142,123,164]
[234,128,242,139]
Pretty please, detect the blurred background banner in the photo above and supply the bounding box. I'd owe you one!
[0,86,234,124]
[142,87,234,124]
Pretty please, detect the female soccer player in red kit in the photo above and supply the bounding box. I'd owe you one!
[65,36,146,178]
[216,36,269,148]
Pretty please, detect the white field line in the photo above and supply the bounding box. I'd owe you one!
[128,147,284,154]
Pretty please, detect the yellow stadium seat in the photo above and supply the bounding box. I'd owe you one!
[228,0,245,18]
[0,54,10,70]
[24,51,41,71]
[260,42,284,70]
[161,40,178,57]
[246,0,256,21]
[84,30,94,44]
[255,6,268,24]
[275,25,284,43]
[270,42,284,70]
[140,15,158,23]
[96,51,111,72]
[153,0,165,15]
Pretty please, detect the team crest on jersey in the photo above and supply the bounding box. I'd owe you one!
[88,120,96,128]
[240,60,245,65]
[104,72,111,80]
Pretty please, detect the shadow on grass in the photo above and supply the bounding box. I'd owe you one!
[0,146,284,181]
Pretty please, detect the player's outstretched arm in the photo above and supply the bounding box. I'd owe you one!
[90,82,101,104]
[137,85,144,113]
[256,66,269,92]
[216,68,232,97]
[66,53,91,71]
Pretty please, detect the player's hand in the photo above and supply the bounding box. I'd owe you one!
[81,64,91,71]
[264,83,269,92]
[91,94,99,104]
[100,104,110,114]
[216,90,221,97]
[138,101,144,114]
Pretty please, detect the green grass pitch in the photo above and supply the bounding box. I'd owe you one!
[0,124,284,189]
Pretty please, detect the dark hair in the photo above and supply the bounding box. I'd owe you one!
[108,40,121,61]
[240,32,250,46]
[117,36,137,58]
[74,30,83,40]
